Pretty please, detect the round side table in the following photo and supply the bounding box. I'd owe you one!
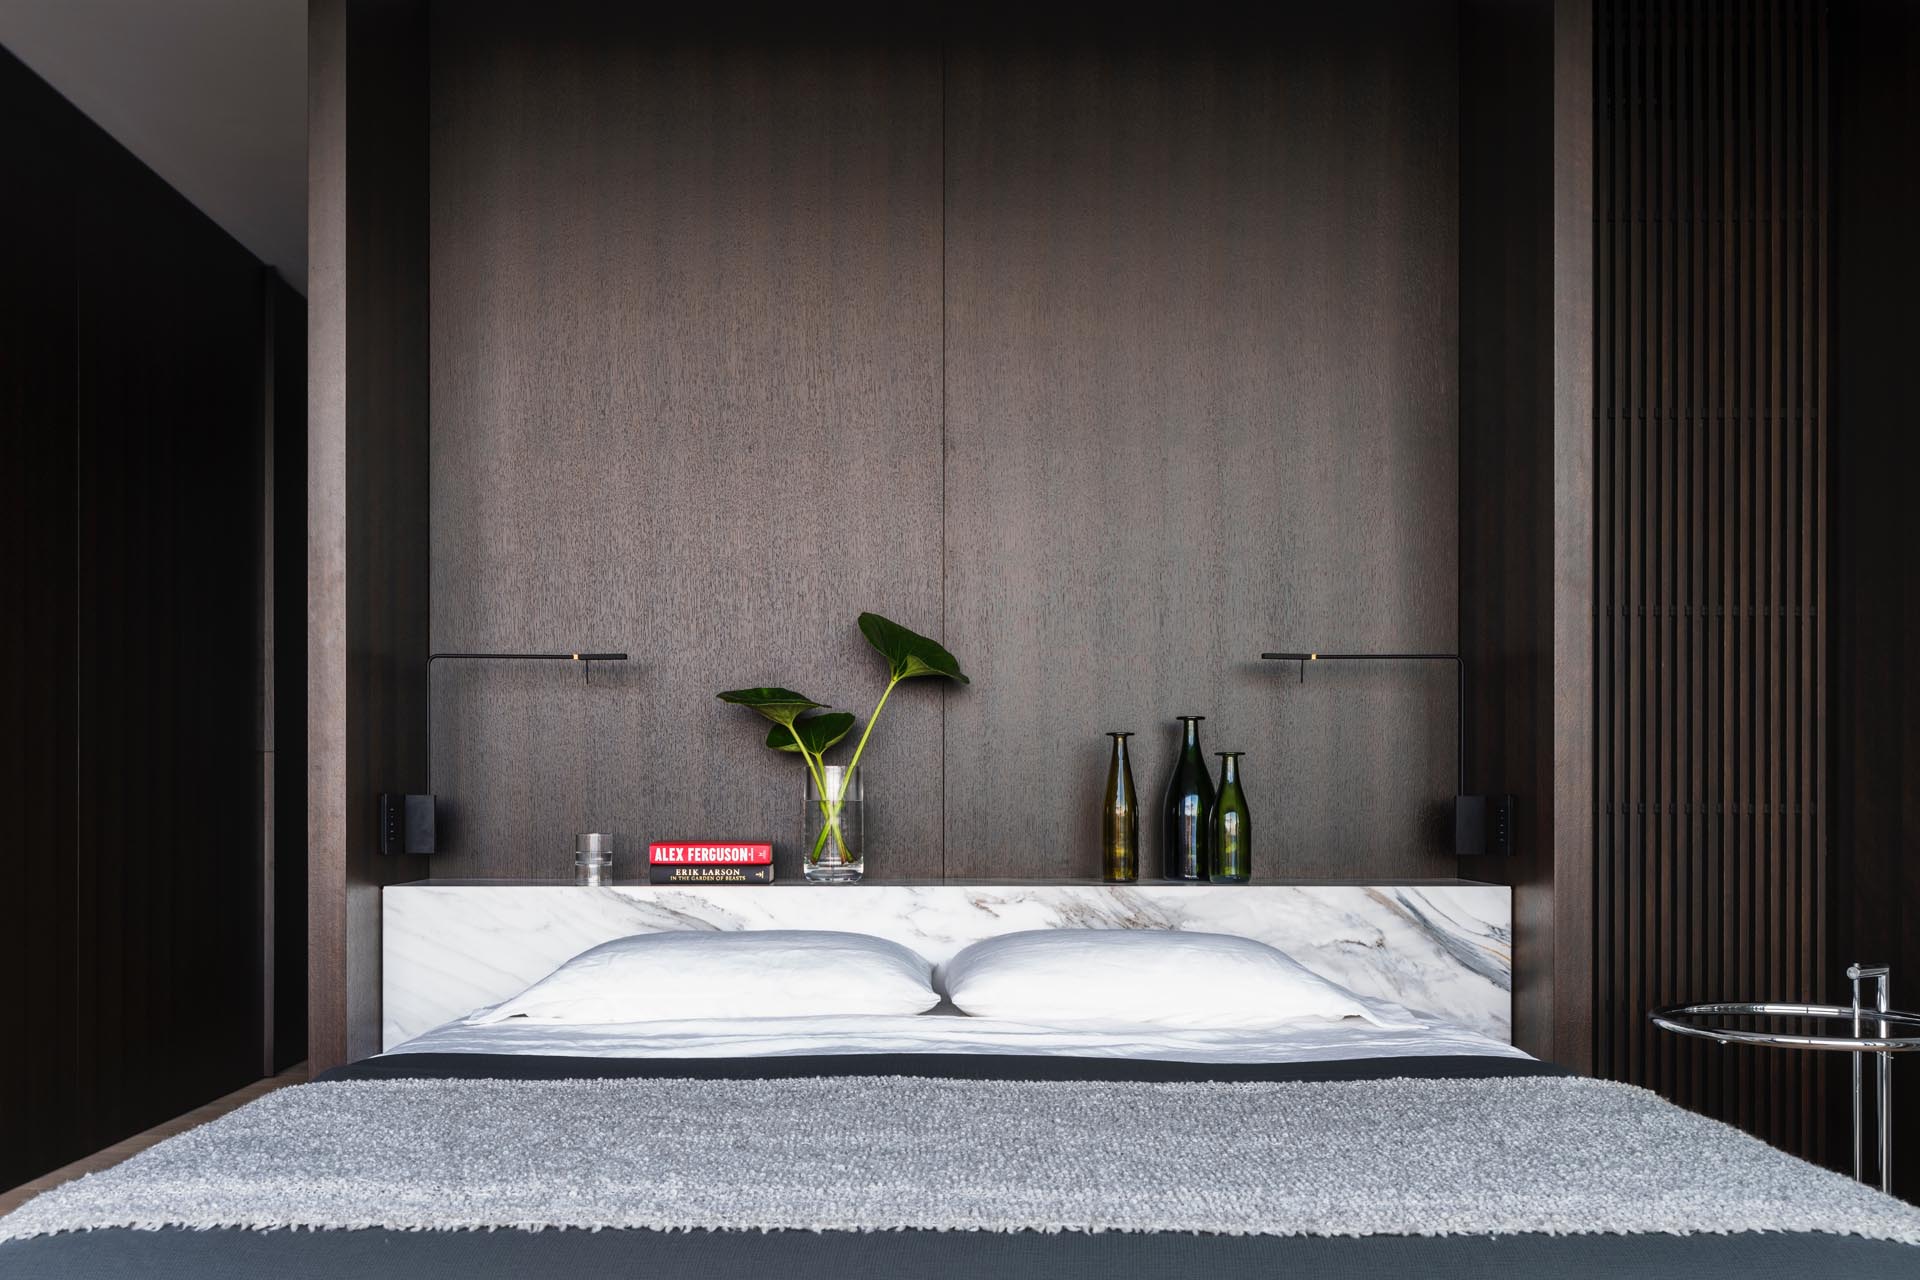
[1651,964,1920,1195]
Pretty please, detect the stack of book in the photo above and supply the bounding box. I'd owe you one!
[647,842,775,885]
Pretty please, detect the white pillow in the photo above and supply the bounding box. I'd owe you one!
[466,929,939,1025]
[941,929,1387,1029]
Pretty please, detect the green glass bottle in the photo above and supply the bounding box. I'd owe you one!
[1102,732,1138,883]
[1210,751,1251,883]
[1162,716,1214,881]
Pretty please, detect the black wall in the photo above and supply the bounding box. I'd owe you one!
[0,47,305,1189]
[270,275,309,1074]
[1830,0,1920,1204]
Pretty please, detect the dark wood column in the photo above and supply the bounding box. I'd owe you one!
[308,0,432,1072]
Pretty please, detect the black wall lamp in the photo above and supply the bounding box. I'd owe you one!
[1260,651,1514,858]
[379,651,629,856]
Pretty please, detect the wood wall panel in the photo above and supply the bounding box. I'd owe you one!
[1458,0,1596,1067]
[941,9,1461,880]
[428,5,945,882]
[1830,0,1920,1204]
[309,0,432,1072]
[1593,0,1828,1166]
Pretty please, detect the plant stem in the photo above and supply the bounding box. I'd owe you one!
[806,675,901,864]
[788,725,850,863]
[842,675,900,781]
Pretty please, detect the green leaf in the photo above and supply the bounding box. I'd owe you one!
[768,711,855,756]
[716,686,827,729]
[857,612,970,684]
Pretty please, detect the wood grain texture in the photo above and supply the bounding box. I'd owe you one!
[1459,0,1575,1064]
[308,0,432,1073]
[1592,0,1828,1169]
[427,5,945,882]
[941,9,1460,880]
[1548,0,1597,1075]
[1829,0,1919,1202]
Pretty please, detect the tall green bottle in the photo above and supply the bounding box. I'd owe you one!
[1162,716,1214,881]
[1210,752,1251,883]
[1101,732,1138,883]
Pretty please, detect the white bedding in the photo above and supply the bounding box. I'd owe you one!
[388,1003,1528,1065]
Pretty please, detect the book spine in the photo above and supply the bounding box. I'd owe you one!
[649,842,774,866]
[648,865,775,885]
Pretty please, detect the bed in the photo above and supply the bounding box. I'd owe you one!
[3,886,1918,1278]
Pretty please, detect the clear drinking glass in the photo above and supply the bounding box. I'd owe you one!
[803,765,864,883]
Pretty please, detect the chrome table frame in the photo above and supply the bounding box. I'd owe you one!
[1652,965,1920,1195]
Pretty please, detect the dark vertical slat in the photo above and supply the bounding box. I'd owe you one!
[1595,0,1614,1083]
[1592,0,1825,1168]
[1658,0,1678,1100]
[1625,0,1645,1088]
[1681,0,1697,1113]
[1810,0,1829,1174]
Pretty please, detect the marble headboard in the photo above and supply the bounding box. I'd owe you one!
[382,881,1511,1050]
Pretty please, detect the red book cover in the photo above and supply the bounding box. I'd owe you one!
[648,842,774,866]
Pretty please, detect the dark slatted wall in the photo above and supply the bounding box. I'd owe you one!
[1594,0,1828,1164]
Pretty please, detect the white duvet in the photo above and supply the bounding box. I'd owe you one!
[388,1001,1528,1065]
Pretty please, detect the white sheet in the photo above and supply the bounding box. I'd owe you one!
[388,1002,1529,1065]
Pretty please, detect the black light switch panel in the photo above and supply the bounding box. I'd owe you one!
[378,793,404,855]
[1454,794,1515,857]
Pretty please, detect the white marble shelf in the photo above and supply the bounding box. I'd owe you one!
[383,881,1512,1051]
[405,877,1501,888]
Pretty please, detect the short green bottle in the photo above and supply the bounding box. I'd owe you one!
[1101,732,1138,883]
[1209,752,1251,883]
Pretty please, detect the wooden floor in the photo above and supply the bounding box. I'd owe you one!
[0,1062,309,1216]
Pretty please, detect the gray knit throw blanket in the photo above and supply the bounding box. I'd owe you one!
[5,1074,1920,1243]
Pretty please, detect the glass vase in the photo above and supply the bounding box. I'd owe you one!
[1210,752,1251,883]
[1162,715,1214,881]
[803,764,864,883]
[1102,732,1139,882]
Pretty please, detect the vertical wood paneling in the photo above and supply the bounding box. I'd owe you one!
[424,6,1463,885]
[1594,0,1827,1166]
[1458,0,1596,1066]
[309,0,433,1071]
[942,8,1460,879]
[427,5,944,884]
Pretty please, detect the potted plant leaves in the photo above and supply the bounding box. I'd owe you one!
[719,612,968,882]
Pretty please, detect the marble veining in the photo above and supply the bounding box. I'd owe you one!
[382,883,1512,1050]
